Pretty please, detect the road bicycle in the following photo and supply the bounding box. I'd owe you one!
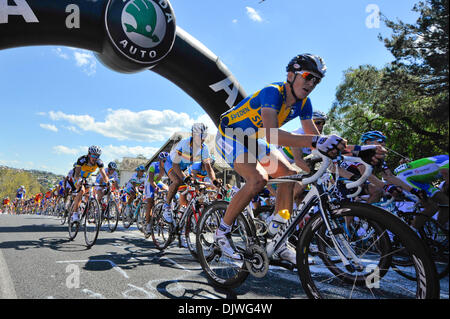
[369,194,449,280]
[98,186,120,233]
[121,190,145,232]
[195,151,440,299]
[151,180,217,259]
[67,180,103,249]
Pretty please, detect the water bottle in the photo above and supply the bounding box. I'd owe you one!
[268,209,290,236]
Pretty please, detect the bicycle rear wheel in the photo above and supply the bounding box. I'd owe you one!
[184,206,204,260]
[68,210,79,241]
[196,201,252,289]
[151,202,174,250]
[297,202,440,299]
[83,199,101,248]
[122,205,133,229]
[106,201,119,232]
[136,204,146,233]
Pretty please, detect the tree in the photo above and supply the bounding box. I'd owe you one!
[0,168,42,200]
[326,0,448,167]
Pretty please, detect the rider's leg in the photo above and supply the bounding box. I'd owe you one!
[166,170,183,206]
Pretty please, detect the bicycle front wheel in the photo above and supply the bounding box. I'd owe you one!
[297,202,440,299]
[196,201,251,289]
[83,199,101,248]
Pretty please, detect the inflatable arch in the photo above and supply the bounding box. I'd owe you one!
[0,0,247,125]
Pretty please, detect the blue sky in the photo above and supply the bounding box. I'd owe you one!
[0,0,420,176]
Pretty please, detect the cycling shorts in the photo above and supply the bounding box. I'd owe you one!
[215,129,274,169]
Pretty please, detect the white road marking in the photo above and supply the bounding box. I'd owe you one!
[0,248,18,299]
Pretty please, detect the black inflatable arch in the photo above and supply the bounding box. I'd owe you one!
[0,0,246,125]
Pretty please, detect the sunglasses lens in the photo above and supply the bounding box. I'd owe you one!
[314,121,325,125]
[301,72,321,84]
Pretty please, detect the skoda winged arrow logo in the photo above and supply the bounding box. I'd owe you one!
[105,0,176,65]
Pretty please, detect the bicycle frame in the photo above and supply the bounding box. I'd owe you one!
[242,153,373,269]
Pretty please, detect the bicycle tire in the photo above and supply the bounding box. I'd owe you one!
[184,206,203,260]
[137,204,146,233]
[122,205,133,229]
[297,202,440,299]
[393,213,449,280]
[196,201,252,289]
[151,202,174,250]
[106,201,119,232]
[83,199,101,248]
[68,210,79,241]
[60,208,68,225]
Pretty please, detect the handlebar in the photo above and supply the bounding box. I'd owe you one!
[331,155,373,199]
[269,150,331,185]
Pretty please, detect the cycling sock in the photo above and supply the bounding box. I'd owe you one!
[216,219,232,236]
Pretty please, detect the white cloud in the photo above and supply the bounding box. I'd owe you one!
[52,47,97,76]
[53,145,85,156]
[245,7,263,22]
[52,144,159,164]
[47,108,217,142]
[40,123,58,132]
[103,145,159,160]
[232,19,238,24]
[53,47,69,60]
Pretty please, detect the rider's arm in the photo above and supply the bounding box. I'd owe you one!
[148,172,158,189]
[380,169,415,192]
[301,118,320,135]
[99,168,109,184]
[203,160,216,183]
[74,166,81,180]
[291,146,311,173]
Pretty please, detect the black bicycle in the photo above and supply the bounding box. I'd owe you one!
[196,152,440,299]
[67,180,103,249]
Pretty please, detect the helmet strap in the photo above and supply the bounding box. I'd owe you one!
[287,73,302,105]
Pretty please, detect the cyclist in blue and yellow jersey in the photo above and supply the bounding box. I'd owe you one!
[71,146,110,223]
[214,54,386,262]
[162,123,221,224]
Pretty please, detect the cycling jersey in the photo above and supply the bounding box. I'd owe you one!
[165,137,211,173]
[125,173,147,194]
[394,155,449,197]
[74,155,104,179]
[96,168,119,185]
[278,127,312,163]
[34,193,43,203]
[16,188,26,199]
[146,162,164,183]
[216,82,313,168]
[188,162,207,181]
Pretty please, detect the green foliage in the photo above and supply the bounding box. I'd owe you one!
[0,168,42,199]
[0,167,64,199]
[325,0,449,169]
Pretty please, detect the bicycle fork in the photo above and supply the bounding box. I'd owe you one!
[319,200,364,272]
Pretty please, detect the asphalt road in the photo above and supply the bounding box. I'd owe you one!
[0,213,448,300]
[0,213,308,300]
